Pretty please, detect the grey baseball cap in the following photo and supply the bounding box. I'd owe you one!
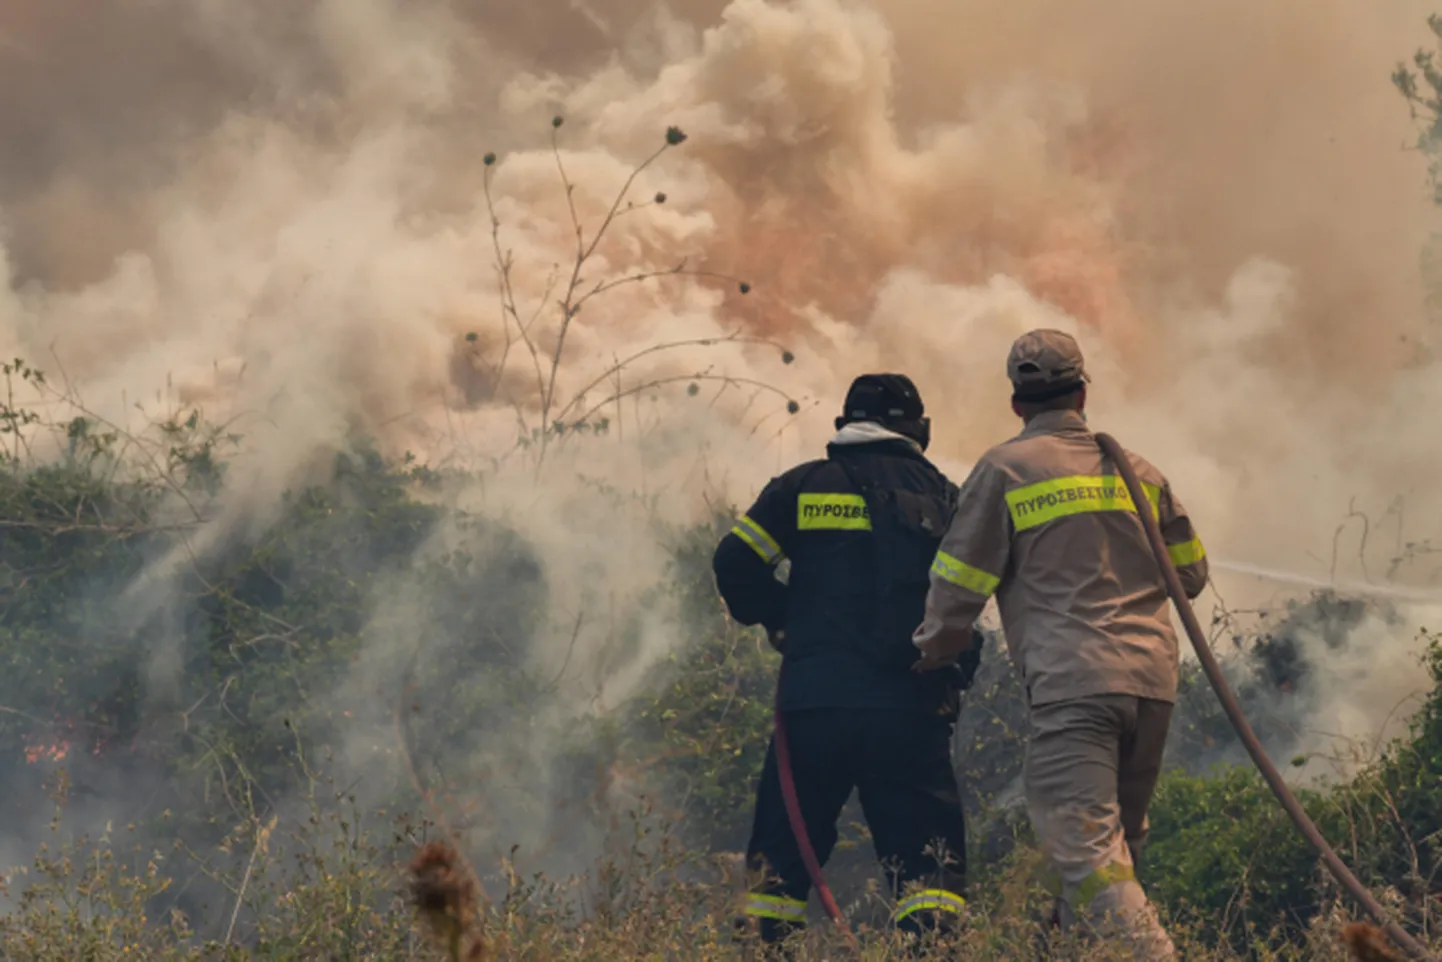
[1006,329,1090,401]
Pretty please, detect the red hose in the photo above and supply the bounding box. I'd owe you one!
[772,682,858,949]
[1096,431,1437,962]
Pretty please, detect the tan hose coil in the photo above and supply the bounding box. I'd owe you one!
[1095,431,1436,962]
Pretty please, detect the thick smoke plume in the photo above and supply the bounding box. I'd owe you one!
[2,0,1442,896]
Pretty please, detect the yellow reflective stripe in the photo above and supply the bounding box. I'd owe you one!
[1005,475,1160,532]
[1167,536,1206,568]
[931,551,1000,597]
[797,493,871,530]
[1142,483,1161,513]
[1074,861,1136,910]
[893,888,966,921]
[744,893,806,921]
[731,515,784,564]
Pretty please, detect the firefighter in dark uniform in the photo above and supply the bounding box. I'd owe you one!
[712,373,981,951]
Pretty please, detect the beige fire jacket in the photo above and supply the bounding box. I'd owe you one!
[912,410,1208,707]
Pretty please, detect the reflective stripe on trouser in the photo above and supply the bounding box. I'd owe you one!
[744,892,806,923]
[893,887,966,924]
[1025,695,1176,960]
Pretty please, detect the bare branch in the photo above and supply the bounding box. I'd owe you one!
[550,331,789,428]
[542,136,676,438]
[572,263,749,315]
[563,374,795,436]
[483,167,547,430]
[393,648,492,911]
[1330,499,1374,585]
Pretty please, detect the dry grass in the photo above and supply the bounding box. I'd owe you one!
[0,799,1435,962]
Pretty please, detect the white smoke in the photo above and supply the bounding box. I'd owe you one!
[1,0,1441,880]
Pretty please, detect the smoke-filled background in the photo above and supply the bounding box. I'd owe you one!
[4,0,1442,913]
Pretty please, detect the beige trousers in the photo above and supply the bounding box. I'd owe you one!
[1025,694,1176,960]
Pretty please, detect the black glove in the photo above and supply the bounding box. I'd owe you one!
[932,625,987,717]
[952,624,987,691]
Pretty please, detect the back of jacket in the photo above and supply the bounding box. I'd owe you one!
[916,409,1208,707]
[713,426,963,713]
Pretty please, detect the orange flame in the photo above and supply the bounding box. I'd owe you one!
[24,739,70,764]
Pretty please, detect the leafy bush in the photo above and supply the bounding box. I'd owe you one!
[1143,630,1442,951]
[3,410,1442,958]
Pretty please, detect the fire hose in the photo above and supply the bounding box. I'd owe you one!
[767,436,1437,959]
[1095,431,1437,962]
[772,694,858,948]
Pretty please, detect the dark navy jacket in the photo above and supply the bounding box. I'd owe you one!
[713,431,975,714]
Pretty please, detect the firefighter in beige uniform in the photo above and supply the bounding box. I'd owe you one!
[912,329,1208,957]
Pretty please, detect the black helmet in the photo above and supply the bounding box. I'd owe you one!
[835,373,931,450]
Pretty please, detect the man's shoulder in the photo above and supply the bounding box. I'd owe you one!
[973,431,1049,480]
[762,457,834,494]
[782,456,830,477]
[866,447,960,494]
[1117,445,1170,489]
[950,447,1017,502]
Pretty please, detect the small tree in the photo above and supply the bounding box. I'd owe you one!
[1393,17,1442,332]
[1395,16,1442,205]
[474,117,801,471]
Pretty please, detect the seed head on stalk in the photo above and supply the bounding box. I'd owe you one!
[409,841,486,961]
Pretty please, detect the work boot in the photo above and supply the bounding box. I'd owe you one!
[1085,883,1176,960]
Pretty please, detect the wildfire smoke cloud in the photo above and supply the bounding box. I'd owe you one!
[1,0,1441,875]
